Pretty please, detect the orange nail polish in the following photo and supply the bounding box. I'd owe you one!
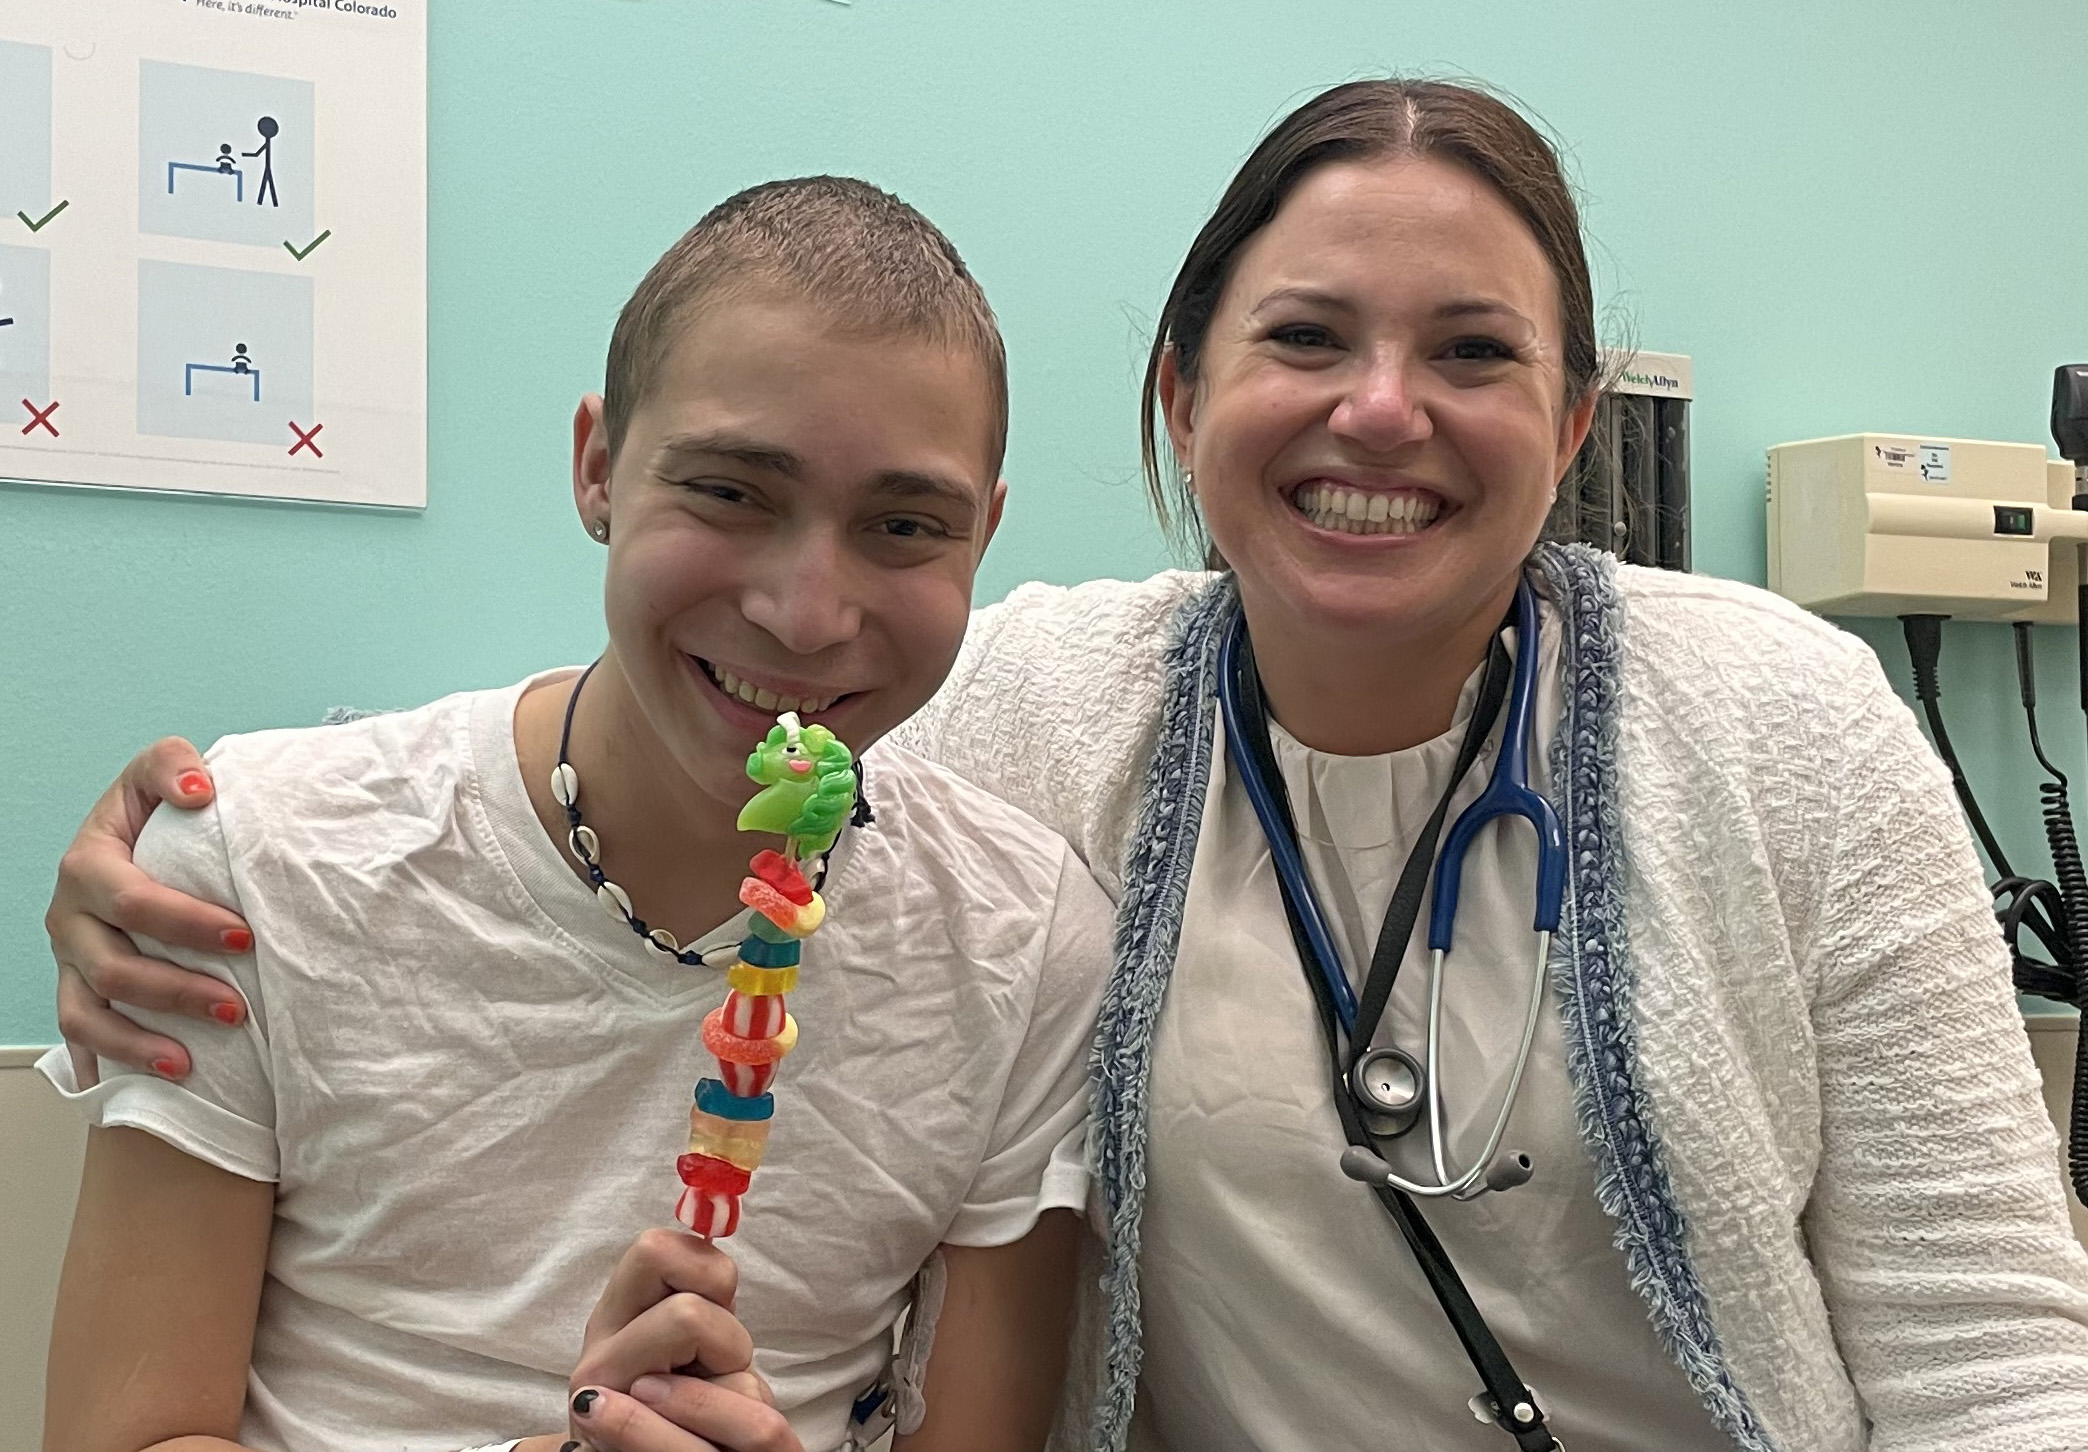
[221,928,253,952]
[210,1002,243,1026]
[176,771,210,797]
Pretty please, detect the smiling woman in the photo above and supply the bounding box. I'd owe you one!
[892,77,2088,1452]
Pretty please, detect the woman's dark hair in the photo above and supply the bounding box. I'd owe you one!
[1139,78,1601,549]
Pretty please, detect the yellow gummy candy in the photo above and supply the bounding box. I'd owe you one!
[727,963,799,997]
[687,1110,774,1172]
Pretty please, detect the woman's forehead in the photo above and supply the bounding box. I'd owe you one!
[1228,157,1560,319]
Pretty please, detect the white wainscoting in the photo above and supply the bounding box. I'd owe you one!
[2,1046,86,1452]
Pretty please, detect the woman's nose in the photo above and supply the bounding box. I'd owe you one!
[1328,355,1433,454]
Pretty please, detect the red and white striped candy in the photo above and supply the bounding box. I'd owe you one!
[717,1058,778,1098]
[675,1184,741,1238]
[723,990,786,1040]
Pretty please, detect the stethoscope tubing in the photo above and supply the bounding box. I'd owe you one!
[1415,934,1551,1198]
[1428,576,1568,947]
[1217,617,1364,1032]
[1220,575,1569,1198]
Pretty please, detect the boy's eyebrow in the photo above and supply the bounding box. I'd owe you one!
[654,430,982,513]
[871,470,981,514]
[654,430,803,476]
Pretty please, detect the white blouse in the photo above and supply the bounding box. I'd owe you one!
[1133,606,1729,1452]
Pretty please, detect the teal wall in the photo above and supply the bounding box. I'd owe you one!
[5,0,2086,1042]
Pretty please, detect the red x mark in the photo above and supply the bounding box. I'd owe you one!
[21,398,58,436]
[288,420,323,458]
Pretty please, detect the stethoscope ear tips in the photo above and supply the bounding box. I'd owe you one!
[1486,1151,1535,1192]
[1451,1150,1536,1201]
[1342,1142,1537,1199]
[1339,1145,1399,1186]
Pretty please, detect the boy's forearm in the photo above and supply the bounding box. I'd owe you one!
[44,1129,271,1452]
[897,1210,1081,1452]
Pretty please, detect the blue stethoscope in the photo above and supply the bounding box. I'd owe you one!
[1218,576,1568,1201]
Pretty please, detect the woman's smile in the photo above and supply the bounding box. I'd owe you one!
[1286,480,1449,538]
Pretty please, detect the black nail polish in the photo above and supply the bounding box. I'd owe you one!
[559,1443,580,1452]
[571,1388,600,1416]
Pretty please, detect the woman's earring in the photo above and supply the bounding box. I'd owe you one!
[1182,469,1195,490]
[591,520,609,542]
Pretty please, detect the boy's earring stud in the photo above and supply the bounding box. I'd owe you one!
[591,520,609,542]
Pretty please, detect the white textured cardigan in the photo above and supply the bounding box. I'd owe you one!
[894,546,2088,1452]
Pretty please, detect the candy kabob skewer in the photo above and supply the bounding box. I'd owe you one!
[677,711,857,1239]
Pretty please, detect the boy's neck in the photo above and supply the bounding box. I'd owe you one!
[514,657,757,945]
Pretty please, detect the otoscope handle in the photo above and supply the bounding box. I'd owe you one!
[2053,365,2088,466]
[2079,578,2088,717]
[2059,364,2088,711]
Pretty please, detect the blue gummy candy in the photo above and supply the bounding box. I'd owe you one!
[737,934,801,968]
[694,1077,776,1121]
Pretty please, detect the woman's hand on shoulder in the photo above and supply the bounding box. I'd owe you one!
[49,736,252,1084]
[566,1227,802,1452]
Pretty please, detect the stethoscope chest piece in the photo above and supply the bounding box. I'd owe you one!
[1349,1045,1424,1136]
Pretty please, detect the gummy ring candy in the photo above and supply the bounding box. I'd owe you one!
[702,1007,799,1065]
[739,879,826,938]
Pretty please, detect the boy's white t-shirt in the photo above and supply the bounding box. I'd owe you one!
[38,671,1112,1452]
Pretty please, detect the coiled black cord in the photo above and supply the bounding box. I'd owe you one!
[2020,622,2088,1204]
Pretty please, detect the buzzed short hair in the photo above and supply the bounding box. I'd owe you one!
[602,176,1008,473]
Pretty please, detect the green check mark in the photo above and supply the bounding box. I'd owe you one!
[19,200,68,232]
[284,229,332,261]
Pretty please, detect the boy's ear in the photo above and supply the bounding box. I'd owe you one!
[979,476,1008,555]
[572,394,613,538]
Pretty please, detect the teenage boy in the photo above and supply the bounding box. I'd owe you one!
[39,178,1107,1452]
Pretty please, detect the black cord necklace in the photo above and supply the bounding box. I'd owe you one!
[550,659,872,966]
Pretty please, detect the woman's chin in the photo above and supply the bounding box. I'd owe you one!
[1242,545,1515,643]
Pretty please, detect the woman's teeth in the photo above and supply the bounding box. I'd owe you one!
[1293,483,1441,535]
[707,665,838,715]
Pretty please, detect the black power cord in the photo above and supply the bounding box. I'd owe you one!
[1902,613,2087,1205]
[1901,615,2019,878]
